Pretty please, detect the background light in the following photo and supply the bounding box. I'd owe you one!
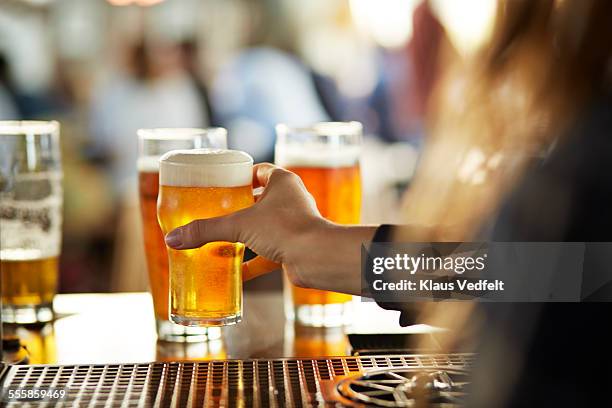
[431,0,497,57]
[349,0,419,49]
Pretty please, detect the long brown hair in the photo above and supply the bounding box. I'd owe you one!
[398,0,612,351]
[398,0,612,243]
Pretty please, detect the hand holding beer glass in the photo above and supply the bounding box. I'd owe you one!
[158,149,254,326]
[138,128,226,341]
[275,121,362,327]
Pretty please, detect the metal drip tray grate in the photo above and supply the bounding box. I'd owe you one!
[0,354,474,407]
[335,367,469,407]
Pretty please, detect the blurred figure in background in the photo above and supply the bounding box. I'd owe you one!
[90,39,208,194]
[211,1,329,163]
[213,47,329,163]
[0,53,19,119]
[179,40,217,128]
[401,0,445,139]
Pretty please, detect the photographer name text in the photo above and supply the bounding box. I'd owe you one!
[372,278,504,292]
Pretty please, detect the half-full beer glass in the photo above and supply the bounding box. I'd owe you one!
[158,149,254,326]
[138,128,227,341]
[275,122,362,327]
[0,121,62,324]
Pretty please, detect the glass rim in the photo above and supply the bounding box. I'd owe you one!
[137,127,227,141]
[276,121,362,137]
[0,120,60,135]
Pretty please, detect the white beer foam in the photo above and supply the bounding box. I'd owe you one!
[160,149,253,187]
[275,144,361,168]
[137,156,162,172]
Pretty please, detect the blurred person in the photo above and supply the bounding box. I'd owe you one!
[350,0,445,144]
[212,47,329,163]
[407,0,445,120]
[209,0,328,162]
[90,40,207,193]
[179,40,216,128]
[0,53,19,119]
[164,0,612,406]
[0,51,68,120]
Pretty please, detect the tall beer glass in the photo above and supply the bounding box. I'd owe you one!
[158,149,254,326]
[138,128,226,341]
[275,121,362,327]
[0,121,62,324]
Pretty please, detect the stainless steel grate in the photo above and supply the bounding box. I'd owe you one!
[335,367,469,407]
[0,354,474,407]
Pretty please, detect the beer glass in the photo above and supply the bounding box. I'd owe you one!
[0,121,62,324]
[275,121,362,327]
[138,128,227,341]
[158,149,254,326]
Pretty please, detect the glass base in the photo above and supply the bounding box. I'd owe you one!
[170,313,242,327]
[287,303,354,328]
[1,303,54,324]
[156,319,221,343]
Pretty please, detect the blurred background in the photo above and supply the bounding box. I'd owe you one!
[0,0,493,294]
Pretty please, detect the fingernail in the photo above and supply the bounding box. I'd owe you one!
[165,230,182,248]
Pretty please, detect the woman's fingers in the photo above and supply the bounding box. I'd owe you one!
[242,256,281,281]
[165,211,244,249]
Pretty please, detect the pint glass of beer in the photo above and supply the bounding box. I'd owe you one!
[275,121,362,327]
[158,149,254,326]
[0,121,62,324]
[138,128,227,341]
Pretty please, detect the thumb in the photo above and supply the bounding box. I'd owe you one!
[165,212,243,250]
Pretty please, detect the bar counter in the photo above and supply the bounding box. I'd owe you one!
[6,292,420,365]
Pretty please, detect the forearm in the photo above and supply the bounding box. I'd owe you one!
[293,222,378,296]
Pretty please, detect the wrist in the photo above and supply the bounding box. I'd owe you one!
[286,217,333,287]
[293,221,378,295]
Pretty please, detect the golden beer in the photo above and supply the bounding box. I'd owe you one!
[138,169,169,321]
[276,121,362,327]
[158,149,253,326]
[284,165,360,306]
[1,258,58,306]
